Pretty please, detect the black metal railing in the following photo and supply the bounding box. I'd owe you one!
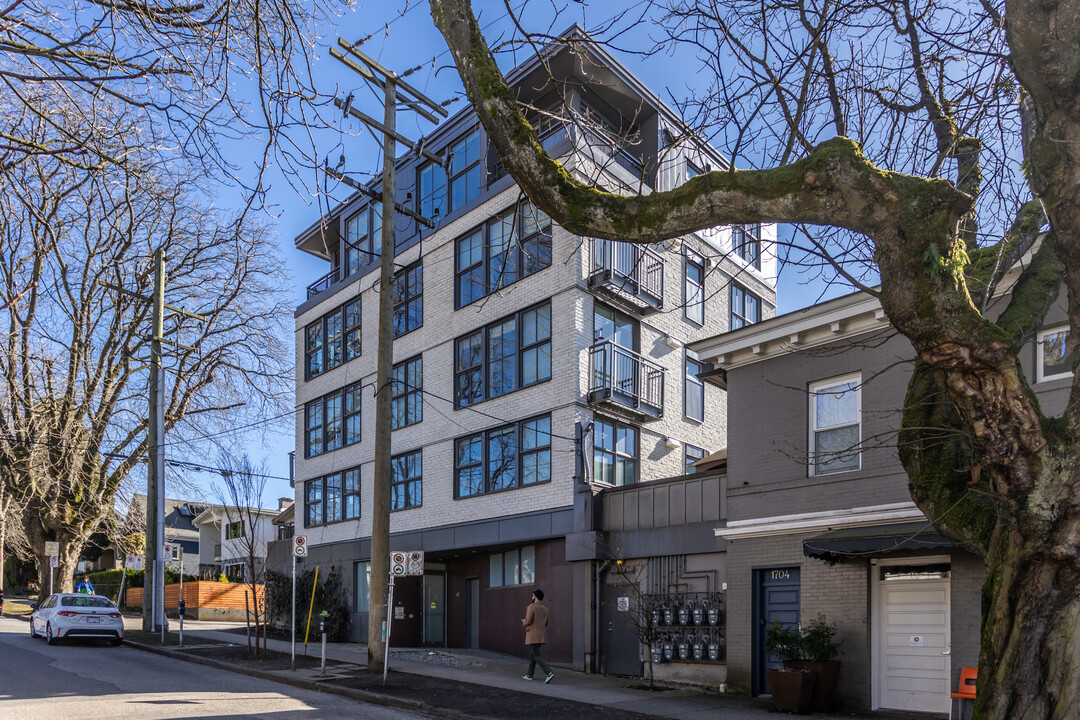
[588,341,664,415]
[306,268,340,299]
[589,238,664,306]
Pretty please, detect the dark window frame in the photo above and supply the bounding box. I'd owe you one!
[392,261,423,338]
[391,449,423,511]
[733,223,762,269]
[305,466,362,527]
[454,414,552,499]
[454,301,552,408]
[305,382,362,458]
[454,201,552,308]
[729,283,761,330]
[343,202,383,278]
[685,354,705,423]
[391,355,423,430]
[592,416,639,486]
[305,299,362,381]
[684,444,705,474]
[684,249,705,325]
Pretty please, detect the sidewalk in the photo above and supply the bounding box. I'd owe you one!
[153,619,935,720]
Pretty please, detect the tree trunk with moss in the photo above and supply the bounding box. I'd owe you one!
[429,1,1080,716]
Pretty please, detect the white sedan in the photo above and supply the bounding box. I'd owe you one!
[30,593,124,646]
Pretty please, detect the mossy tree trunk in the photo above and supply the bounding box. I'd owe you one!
[429,1,1080,717]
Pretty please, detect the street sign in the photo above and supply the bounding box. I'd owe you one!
[390,551,407,576]
[293,535,307,557]
[49,556,58,568]
[44,541,59,557]
[125,554,144,571]
[407,550,424,576]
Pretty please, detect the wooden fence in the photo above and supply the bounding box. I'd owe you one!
[126,581,265,621]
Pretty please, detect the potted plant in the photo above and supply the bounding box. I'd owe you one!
[784,614,841,712]
[765,620,817,713]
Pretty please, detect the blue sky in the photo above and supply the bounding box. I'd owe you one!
[215,0,851,504]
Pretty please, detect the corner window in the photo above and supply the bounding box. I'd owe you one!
[355,560,371,613]
[489,545,535,588]
[391,356,423,430]
[593,417,638,486]
[391,450,422,511]
[685,444,705,474]
[392,262,422,338]
[455,415,552,498]
[305,299,361,380]
[455,302,551,407]
[455,201,552,307]
[733,223,761,269]
[226,521,245,540]
[810,374,861,475]
[306,382,362,457]
[344,468,361,520]
[685,355,705,422]
[344,203,383,276]
[1037,326,1073,382]
[685,250,705,325]
[730,284,760,330]
[305,479,323,527]
[418,161,447,222]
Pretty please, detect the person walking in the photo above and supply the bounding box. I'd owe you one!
[521,588,554,683]
[76,576,95,595]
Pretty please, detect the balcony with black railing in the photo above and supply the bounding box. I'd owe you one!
[588,238,664,314]
[306,267,340,300]
[588,341,664,420]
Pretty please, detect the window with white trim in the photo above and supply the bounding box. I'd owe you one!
[684,444,705,474]
[733,223,761,269]
[685,355,705,422]
[593,417,638,486]
[1037,326,1073,382]
[730,284,761,330]
[809,373,861,475]
[489,545,535,588]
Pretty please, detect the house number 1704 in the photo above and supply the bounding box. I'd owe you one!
[771,569,791,580]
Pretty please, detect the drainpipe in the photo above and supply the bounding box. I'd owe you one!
[594,559,611,675]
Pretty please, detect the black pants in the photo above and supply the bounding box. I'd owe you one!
[527,643,552,677]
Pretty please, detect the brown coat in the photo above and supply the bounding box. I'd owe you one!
[522,601,549,645]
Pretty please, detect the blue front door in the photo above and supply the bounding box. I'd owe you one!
[754,566,801,695]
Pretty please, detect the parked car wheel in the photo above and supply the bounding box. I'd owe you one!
[46,622,60,645]
[29,619,39,639]
[109,638,122,647]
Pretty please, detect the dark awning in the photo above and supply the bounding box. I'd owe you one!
[803,521,953,563]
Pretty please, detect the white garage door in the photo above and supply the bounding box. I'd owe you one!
[876,564,950,713]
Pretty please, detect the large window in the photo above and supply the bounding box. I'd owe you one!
[355,561,371,613]
[391,450,422,511]
[305,467,362,526]
[344,202,383,277]
[455,303,551,407]
[685,250,705,325]
[305,382,362,457]
[393,262,423,337]
[1038,326,1073,382]
[730,284,761,330]
[226,520,245,540]
[733,223,761,269]
[685,444,705,474]
[417,128,482,221]
[455,201,552,307]
[391,356,423,430]
[593,417,637,486]
[305,299,362,379]
[489,545,535,588]
[810,374,861,475]
[455,415,552,498]
[685,355,705,422]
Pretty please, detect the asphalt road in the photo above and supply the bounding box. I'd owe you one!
[0,616,425,720]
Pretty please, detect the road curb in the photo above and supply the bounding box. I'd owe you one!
[123,639,474,720]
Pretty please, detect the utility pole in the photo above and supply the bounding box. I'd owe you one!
[327,39,445,671]
[101,251,206,635]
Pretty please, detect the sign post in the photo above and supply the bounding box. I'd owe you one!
[45,541,59,596]
[292,535,307,671]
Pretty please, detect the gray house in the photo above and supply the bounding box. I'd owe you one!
[688,278,1071,712]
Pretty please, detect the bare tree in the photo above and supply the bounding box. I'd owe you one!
[0,105,291,599]
[216,452,269,655]
[0,465,30,592]
[430,1,1080,716]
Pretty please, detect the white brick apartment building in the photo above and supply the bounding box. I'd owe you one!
[285,27,776,670]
